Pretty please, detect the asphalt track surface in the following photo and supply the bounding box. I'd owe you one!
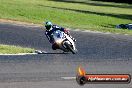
[0,22,132,88]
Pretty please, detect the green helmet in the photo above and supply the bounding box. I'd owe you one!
[45,21,52,30]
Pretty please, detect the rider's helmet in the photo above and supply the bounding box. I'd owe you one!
[45,21,52,30]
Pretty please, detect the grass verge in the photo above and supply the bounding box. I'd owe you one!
[0,44,34,54]
[0,0,132,34]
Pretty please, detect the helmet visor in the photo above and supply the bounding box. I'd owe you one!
[45,25,51,30]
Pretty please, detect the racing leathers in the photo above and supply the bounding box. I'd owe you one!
[45,25,76,50]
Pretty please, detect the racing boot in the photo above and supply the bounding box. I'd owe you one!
[72,37,76,42]
[69,35,76,42]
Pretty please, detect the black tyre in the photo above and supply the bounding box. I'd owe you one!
[64,42,76,54]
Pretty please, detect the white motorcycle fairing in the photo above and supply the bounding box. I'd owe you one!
[52,30,77,54]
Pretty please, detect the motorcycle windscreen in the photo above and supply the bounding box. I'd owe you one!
[53,30,64,39]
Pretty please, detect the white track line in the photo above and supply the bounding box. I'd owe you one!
[0,50,48,56]
[61,77,76,80]
[0,53,37,56]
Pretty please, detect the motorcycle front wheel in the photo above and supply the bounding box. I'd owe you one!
[64,42,76,54]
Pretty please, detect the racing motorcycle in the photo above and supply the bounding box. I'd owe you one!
[52,30,77,54]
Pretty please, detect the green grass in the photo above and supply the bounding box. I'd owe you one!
[0,44,34,54]
[0,0,132,34]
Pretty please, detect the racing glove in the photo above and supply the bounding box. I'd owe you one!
[64,29,70,34]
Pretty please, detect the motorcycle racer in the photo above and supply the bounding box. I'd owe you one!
[44,21,76,50]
